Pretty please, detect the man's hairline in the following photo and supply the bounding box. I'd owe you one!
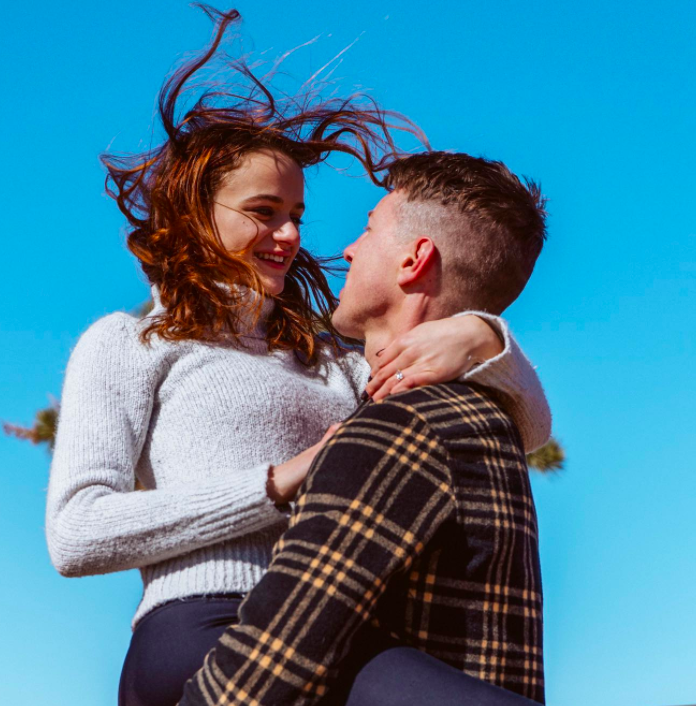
[390,191,472,244]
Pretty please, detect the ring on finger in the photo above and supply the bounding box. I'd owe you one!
[394,370,405,382]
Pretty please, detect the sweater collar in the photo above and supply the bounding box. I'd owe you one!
[149,284,276,337]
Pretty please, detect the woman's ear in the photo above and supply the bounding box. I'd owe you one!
[396,237,437,287]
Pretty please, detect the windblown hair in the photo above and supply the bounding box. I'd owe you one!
[385,152,547,314]
[102,5,425,364]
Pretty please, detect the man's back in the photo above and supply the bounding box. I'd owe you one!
[364,383,544,703]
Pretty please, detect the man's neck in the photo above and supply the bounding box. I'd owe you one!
[363,296,436,368]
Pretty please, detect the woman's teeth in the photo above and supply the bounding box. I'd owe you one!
[255,253,286,264]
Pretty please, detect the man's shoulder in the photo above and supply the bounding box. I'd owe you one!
[364,382,509,419]
[349,383,521,447]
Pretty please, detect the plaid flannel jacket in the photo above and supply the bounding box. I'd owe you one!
[180,382,544,705]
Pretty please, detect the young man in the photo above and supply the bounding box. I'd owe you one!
[180,152,548,706]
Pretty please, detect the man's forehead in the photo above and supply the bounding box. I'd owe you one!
[368,191,401,221]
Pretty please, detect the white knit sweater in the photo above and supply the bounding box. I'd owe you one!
[46,296,550,627]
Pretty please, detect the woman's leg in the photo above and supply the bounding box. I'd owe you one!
[339,646,540,706]
[118,594,243,706]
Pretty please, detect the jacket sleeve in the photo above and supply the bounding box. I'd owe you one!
[179,399,456,706]
[46,314,285,577]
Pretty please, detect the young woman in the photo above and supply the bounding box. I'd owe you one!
[46,9,550,706]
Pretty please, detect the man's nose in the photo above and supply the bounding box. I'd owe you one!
[343,241,356,263]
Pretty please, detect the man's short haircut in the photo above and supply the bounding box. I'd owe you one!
[385,152,547,314]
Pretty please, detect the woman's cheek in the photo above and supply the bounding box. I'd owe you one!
[214,208,262,252]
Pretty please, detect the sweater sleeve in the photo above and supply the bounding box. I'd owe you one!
[46,314,284,578]
[454,311,551,453]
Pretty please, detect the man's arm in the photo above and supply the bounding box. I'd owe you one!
[179,397,456,706]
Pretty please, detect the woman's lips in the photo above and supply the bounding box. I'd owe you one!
[257,258,286,270]
[254,253,289,270]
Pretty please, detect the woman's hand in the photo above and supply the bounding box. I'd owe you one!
[365,315,504,402]
[267,423,342,505]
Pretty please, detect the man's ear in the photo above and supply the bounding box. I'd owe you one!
[396,237,437,287]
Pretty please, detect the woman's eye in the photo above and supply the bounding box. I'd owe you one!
[249,206,302,227]
[251,207,274,218]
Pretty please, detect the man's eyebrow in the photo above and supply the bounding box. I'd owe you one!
[241,194,305,209]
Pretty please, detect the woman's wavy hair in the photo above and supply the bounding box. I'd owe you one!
[102,5,426,365]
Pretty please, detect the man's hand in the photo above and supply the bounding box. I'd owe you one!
[365,314,504,402]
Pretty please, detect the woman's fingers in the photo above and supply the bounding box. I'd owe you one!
[318,422,342,445]
[368,333,422,381]
[367,361,409,400]
[390,371,435,396]
[366,349,420,399]
[369,361,424,402]
[325,422,342,438]
[371,365,442,401]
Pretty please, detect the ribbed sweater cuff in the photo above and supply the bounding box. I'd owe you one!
[453,311,551,452]
[188,463,285,543]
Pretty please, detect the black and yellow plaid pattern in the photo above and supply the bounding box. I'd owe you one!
[180,382,544,705]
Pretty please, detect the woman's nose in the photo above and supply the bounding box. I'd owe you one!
[274,219,300,245]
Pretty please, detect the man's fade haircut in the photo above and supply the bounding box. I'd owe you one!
[385,152,547,314]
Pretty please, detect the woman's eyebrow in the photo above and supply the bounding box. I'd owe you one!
[241,194,305,209]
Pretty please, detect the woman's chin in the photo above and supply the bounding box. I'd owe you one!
[259,277,284,297]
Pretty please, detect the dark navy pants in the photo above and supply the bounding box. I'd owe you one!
[119,595,539,706]
[338,645,539,706]
[119,595,245,706]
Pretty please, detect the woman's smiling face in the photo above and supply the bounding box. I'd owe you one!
[213,149,305,295]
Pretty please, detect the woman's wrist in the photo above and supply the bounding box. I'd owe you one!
[460,314,505,363]
[266,459,302,506]
[266,464,284,505]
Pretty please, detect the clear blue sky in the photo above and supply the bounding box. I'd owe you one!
[1,1,695,704]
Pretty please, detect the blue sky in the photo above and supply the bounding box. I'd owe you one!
[1,1,695,704]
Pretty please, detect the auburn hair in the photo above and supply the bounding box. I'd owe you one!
[102,5,426,364]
